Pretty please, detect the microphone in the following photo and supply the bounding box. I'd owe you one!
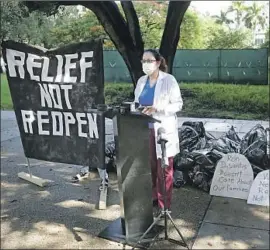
[157,127,165,135]
[157,127,167,143]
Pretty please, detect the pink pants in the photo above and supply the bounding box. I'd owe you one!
[149,128,173,209]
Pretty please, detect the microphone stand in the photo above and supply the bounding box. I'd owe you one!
[132,133,189,250]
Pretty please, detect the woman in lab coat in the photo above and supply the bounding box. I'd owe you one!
[134,49,183,213]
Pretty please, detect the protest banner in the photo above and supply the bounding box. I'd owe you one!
[2,40,105,168]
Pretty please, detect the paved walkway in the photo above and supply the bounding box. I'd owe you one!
[1,111,269,249]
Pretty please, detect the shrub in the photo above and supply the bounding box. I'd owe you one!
[180,83,268,114]
[1,73,268,120]
[104,82,269,120]
[105,83,133,105]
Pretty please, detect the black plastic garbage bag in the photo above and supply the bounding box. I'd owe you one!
[182,121,205,138]
[173,150,195,171]
[178,126,199,151]
[240,124,269,170]
[174,121,269,192]
[212,137,238,154]
[206,126,240,154]
[190,150,216,175]
[188,165,212,192]
[189,150,214,167]
[178,123,206,152]
[105,141,116,173]
[226,126,241,143]
[223,126,241,152]
[252,164,266,176]
[173,170,187,188]
[86,141,116,173]
[105,141,115,158]
[206,149,225,164]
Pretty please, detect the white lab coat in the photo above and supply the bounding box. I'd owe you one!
[134,70,183,159]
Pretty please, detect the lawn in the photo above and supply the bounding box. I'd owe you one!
[1,73,269,120]
[1,74,12,110]
[179,82,269,120]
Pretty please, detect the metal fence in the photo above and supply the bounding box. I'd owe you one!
[103,48,269,84]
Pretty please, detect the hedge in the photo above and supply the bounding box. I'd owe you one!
[105,82,269,120]
[1,72,268,120]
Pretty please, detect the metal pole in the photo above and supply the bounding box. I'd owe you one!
[162,165,168,239]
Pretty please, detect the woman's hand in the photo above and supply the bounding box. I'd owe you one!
[142,106,157,115]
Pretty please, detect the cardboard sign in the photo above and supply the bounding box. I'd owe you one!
[247,170,269,206]
[1,40,106,167]
[210,153,254,200]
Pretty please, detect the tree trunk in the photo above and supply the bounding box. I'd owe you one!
[160,1,190,74]
[24,1,191,85]
[25,1,144,87]
[82,2,144,87]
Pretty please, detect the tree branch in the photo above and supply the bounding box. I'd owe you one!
[120,1,144,52]
[160,1,190,73]
[81,1,144,84]
[24,1,144,85]
[25,1,134,49]
[81,2,134,49]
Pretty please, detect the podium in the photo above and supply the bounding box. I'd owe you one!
[99,111,163,245]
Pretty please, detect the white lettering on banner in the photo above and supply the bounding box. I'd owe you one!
[41,57,54,82]
[5,49,94,83]
[51,111,63,136]
[64,53,78,83]
[80,51,93,83]
[55,55,63,82]
[6,49,25,79]
[27,53,42,81]
[21,110,35,134]
[21,110,99,138]
[63,112,76,136]
[210,153,254,200]
[48,84,63,109]
[39,83,53,108]
[87,113,99,139]
[60,84,72,109]
[76,113,88,138]
[37,111,49,135]
[39,83,72,109]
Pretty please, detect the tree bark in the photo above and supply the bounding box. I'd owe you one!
[160,1,191,74]
[120,2,144,52]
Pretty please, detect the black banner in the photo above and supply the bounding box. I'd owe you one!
[2,40,105,167]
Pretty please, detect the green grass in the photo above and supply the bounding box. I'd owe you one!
[1,73,269,120]
[180,83,269,120]
[0,74,13,110]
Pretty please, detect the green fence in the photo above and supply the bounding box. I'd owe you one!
[103,48,269,84]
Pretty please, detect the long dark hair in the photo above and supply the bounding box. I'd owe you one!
[144,49,168,72]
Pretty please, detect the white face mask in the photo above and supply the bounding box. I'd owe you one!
[142,62,157,76]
